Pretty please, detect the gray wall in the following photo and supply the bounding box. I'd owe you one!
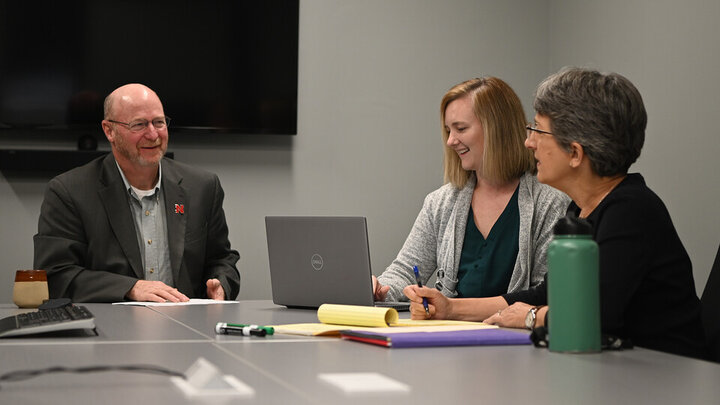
[0,0,717,302]
[547,0,720,295]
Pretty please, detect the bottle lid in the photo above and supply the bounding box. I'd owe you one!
[553,214,593,235]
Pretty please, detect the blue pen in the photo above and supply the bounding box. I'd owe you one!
[413,266,430,316]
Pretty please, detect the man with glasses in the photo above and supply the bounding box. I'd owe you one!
[33,83,240,302]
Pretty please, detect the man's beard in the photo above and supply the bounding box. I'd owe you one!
[115,135,165,166]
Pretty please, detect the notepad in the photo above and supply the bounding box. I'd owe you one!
[271,304,496,336]
[341,328,532,348]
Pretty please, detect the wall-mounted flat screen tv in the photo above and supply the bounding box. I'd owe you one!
[0,0,299,136]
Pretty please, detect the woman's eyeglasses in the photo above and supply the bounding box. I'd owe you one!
[525,125,554,139]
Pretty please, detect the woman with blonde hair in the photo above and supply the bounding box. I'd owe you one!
[373,77,569,308]
[406,68,707,359]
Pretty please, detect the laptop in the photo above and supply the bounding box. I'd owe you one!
[265,216,409,310]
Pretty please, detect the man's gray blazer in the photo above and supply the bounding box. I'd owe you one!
[33,154,240,302]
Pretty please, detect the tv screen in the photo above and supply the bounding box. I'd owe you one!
[0,0,299,135]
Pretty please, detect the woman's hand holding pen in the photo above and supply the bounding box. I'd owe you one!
[371,275,390,301]
[403,285,452,320]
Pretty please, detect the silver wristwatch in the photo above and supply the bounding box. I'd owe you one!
[524,306,541,330]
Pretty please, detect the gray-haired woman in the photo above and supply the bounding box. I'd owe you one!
[407,67,708,359]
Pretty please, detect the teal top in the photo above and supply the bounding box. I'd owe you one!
[456,186,520,298]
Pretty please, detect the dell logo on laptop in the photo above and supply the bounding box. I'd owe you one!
[311,254,324,271]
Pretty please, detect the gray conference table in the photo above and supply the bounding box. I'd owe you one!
[1,301,719,404]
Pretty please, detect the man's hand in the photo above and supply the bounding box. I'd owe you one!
[403,285,452,319]
[126,280,189,303]
[206,278,226,300]
[372,275,390,301]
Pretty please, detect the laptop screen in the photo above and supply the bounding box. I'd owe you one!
[265,216,376,308]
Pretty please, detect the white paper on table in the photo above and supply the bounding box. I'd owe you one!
[318,372,410,394]
[112,298,239,306]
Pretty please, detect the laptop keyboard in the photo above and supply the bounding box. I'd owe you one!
[0,305,96,337]
[374,301,410,311]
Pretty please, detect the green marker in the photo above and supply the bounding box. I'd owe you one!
[224,322,274,335]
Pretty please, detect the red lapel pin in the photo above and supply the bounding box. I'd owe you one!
[174,204,185,214]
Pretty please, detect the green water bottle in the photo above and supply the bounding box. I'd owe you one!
[547,214,601,353]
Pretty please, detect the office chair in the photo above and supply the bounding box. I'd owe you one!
[701,243,720,362]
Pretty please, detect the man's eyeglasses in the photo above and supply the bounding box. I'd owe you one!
[108,117,171,133]
[525,125,553,139]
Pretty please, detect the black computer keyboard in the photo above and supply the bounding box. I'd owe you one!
[374,301,410,311]
[0,305,95,337]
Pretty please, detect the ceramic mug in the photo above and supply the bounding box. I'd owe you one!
[13,270,49,308]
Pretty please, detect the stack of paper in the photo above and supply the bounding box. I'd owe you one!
[341,328,531,348]
[271,304,497,336]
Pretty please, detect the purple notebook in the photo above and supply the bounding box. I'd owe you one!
[341,328,531,348]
